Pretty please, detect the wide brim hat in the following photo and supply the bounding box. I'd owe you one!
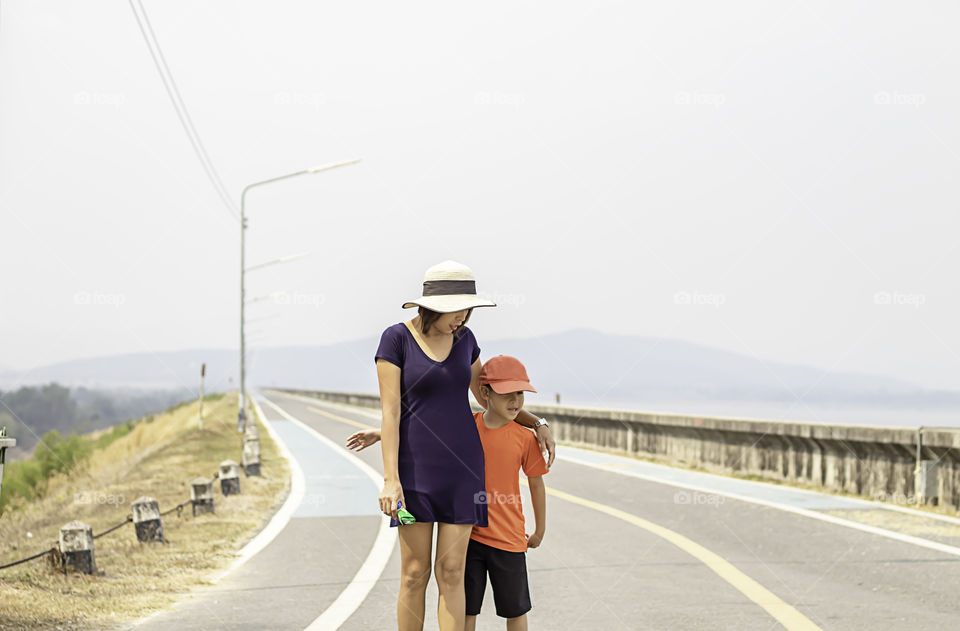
[402,260,497,313]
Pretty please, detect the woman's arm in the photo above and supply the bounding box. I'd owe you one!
[526,476,546,548]
[376,359,404,520]
[514,409,556,469]
[469,358,487,409]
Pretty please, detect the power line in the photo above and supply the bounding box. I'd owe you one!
[128,0,240,221]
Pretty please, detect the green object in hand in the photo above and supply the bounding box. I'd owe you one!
[397,501,416,525]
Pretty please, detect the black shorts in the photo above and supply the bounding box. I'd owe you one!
[464,539,532,619]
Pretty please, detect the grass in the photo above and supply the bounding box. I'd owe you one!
[0,391,290,630]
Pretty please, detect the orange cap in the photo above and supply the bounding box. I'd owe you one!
[478,355,537,394]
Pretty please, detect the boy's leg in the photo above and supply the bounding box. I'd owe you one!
[486,548,532,621]
[506,614,528,631]
[463,539,488,621]
[465,615,478,631]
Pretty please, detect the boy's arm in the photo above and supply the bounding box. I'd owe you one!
[345,428,381,451]
[526,476,546,548]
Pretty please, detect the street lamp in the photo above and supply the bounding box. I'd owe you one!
[238,158,361,429]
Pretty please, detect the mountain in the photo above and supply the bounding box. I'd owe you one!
[3,329,957,408]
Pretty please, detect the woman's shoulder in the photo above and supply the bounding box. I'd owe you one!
[381,321,409,338]
[377,322,410,349]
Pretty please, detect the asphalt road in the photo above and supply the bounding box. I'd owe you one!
[126,390,960,631]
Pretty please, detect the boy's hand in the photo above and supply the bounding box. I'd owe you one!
[526,529,545,548]
[345,429,381,452]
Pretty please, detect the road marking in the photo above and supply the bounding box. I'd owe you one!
[528,480,822,631]
[278,395,960,556]
[293,394,820,628]
[205,394,306,584]
[307,405,376,430]
[259,394,395,631]
[560,450,960,559]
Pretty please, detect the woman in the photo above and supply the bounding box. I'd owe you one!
[375,260,555,631]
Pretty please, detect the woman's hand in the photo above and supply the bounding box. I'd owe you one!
[535,425,556,469]
[346,429,381,452]
[379,478,405,521]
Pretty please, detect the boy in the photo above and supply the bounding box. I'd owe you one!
[465,354,549,631]
[344,354,549,630]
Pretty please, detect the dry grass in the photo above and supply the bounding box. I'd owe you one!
[0,392,290,630]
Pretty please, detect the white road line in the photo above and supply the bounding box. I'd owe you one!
[275,394,960,557]
[129,395,306,628]
[560,451,960,558]
[259,394,395,631]
[206,394,307,584]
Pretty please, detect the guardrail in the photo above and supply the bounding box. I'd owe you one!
[271,388,960,512]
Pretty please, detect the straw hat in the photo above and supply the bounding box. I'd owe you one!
[402,260,497,313]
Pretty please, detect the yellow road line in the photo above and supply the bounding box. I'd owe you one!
[521,480,822,631]
[308,399,819,629]
[307,405,376,430]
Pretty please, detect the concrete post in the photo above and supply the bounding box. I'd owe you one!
[915,459,940,506]
[59,520,96,574]
[241,436,261,476]
[219,459,241,495]
[131,496,164,542]
[190,477,215,516]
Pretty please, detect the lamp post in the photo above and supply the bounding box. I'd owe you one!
[238,159,360,430]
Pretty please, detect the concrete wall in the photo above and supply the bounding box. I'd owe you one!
[271,388,960,511]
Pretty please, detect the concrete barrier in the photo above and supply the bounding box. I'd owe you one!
[271,388,960,511]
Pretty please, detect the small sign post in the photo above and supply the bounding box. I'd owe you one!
[198,363,206,430]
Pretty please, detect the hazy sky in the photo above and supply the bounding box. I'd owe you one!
[2,1,958,391]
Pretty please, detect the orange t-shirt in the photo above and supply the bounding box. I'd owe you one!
[470,411,549,552]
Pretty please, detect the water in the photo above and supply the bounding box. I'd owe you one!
[530,396,960,429]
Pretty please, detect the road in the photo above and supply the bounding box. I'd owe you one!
[127,390,960,630]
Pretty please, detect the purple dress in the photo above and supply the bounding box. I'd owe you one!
[375,322,488,528]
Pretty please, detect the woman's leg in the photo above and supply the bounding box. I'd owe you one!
[397,522,435,631]
[434,522,474,631]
